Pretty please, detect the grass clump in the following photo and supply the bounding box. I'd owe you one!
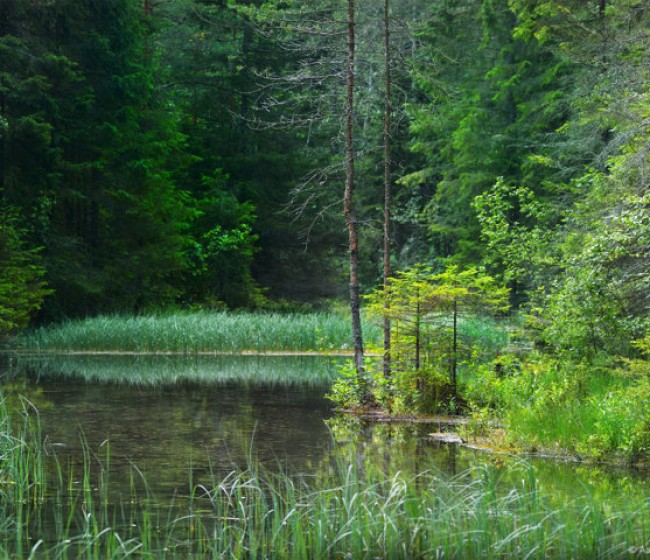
[0,398,45,506]
[18,460,650,558]
[198,462,650,560]
[20,310,382,354]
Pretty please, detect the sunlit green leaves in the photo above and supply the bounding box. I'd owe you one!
[0,210,51,335]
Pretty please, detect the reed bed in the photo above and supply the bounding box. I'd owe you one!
[0,396,646,558]
[179,462,650,560]
[2,393,649,559]
[4,453,650,559]
[457,315,513,353]
[21,311,382,354]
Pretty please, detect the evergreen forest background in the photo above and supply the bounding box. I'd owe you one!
[2,0,649,363]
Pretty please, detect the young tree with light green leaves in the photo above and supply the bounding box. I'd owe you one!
[329,266,509,414]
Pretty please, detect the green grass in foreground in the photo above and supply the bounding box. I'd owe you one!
[20,311,382,354]
[1,397,649,559]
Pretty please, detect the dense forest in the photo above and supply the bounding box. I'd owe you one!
[3,4,650,555]
[2,0,648,351]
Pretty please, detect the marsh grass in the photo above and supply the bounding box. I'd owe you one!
[18,459,650,559]
[487,357,647,461]
[0,397,46,505]
[457,315,513,353]
[21,311,382,354]
[1,400,649,559]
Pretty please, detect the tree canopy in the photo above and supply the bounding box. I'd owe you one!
[1,0,648,363]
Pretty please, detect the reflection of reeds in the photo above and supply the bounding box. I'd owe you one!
[2,405,649,560]
[14,354,343,388]
[21,311,382,354]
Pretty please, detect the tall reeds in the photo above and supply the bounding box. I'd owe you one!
[192,460,650,559]
[1,411,648,559]
[21,311,382,354]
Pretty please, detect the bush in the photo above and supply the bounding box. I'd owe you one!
[468,345,650,463]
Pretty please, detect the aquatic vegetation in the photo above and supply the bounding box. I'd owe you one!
[181,461,650,560]
[4,450,650,558]
[0,397,46,507]
[20,311,382,354]
[465,350,650,464]
[1,392,649,558]
[329,313,515,414]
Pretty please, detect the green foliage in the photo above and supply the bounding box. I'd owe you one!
[466,0,650,465]
[600,334,650,461]
[329,265,510,414]
[328,361,368,409]
[0,211,51,336]
[1,0,648,480]
[158,0,345,304]
[538,266,632,359]
[0,0,194,318]
[405,0,572,265]
[465,342,650,463]
[474,178,560,292]
[2,412,650,559]
[181,172,261,308]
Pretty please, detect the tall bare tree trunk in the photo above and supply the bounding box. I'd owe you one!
[451,299,458,397]
[383,0,392,379]
[344,0,364,377]
[143,1,153,55]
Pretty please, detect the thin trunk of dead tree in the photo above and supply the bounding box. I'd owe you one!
[452,299,458,397]
[383,0,392,379]
[344,0,365,378]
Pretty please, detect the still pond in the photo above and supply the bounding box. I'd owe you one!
[1,353,649,557]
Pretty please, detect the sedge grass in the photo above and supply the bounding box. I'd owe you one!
[1,412,649,557]
[2,391,650,558]
[20,310,382,354]
[36,459,649,559]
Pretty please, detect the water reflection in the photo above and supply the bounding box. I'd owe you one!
[1,353,648,506]
[11,352,342,387]
[3,378,339,497]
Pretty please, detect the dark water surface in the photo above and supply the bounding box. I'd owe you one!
[2,353,648,504]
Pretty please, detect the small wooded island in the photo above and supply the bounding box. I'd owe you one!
[1,1,649,558]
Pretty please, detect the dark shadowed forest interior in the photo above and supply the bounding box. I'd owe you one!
[2,0,646,323]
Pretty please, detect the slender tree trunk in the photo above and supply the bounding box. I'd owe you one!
[415,286,420,373]
[382,0,392,379]
[451,299,458,396]
[344,0,364,377]
[599,0,606,16]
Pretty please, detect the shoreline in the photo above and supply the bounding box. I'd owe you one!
[343,407,650,470]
